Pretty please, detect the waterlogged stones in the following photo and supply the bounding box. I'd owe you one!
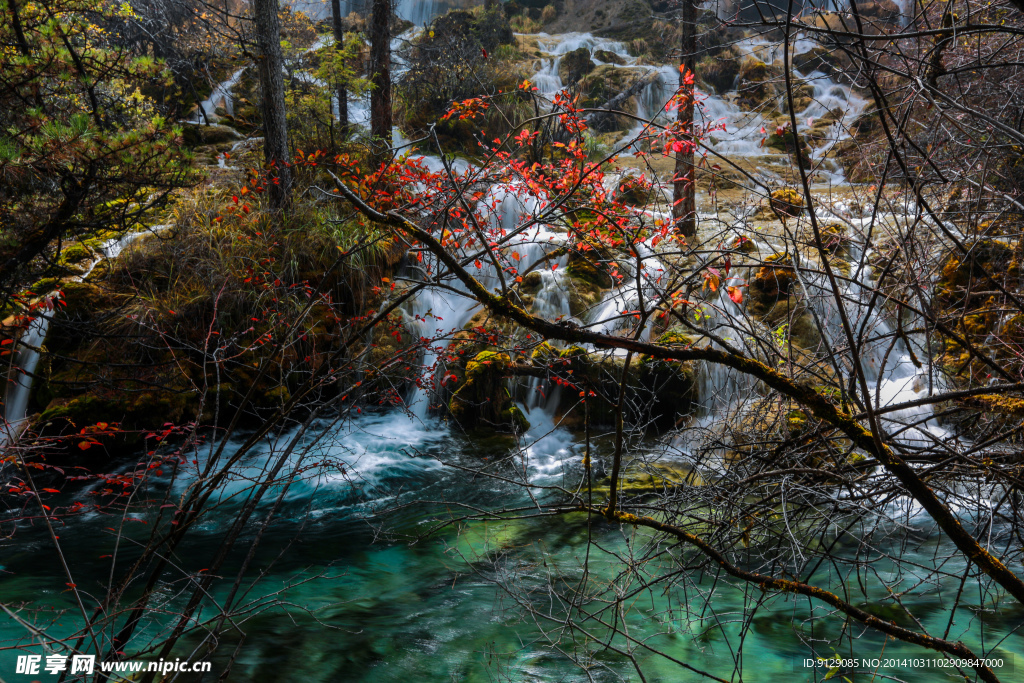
[593,48,626,65]
[937,239,1016,301]
[751,253,798,302]
[735,57,780,110]
[180,123,240,147]
[793,46,842,76]
[764,129,811,164]
[615,173,657,207]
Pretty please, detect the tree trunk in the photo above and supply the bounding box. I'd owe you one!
[672,0,697,239]
[369,0,392,147]
[331,0,349,138]
[254,0,292,208]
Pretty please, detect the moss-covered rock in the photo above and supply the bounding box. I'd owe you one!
[698,48,740,95]
[767,187,806,218]
[656,327,698,346]
[793,46,843,76]
[180,123,240,147]
[764,128,810,164]
[615,174,656,206]
[937,239,1015,302]
[594,48,626,65]
[747,253,798,314]
[798,222,848,253]
[559,47,596,84]
[448,350,529,433]
[735,57,781,110]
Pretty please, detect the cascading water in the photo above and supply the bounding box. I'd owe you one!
[299,0,448,25]
[1,316,49,446]
[793,209,948,447]
[1,225,172,445]
[194,68,246,124]
[527,31,867,164]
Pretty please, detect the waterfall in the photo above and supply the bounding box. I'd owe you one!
[525,31,868,162]
[402,183,571,420]
[587,241,665,342]
[1,315,50,446]
[194,68,246,124]
[294,0,450,25]
[1,225,171,445]
[798,217,948,446]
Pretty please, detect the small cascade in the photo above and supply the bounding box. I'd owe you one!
[194,68,246,124]
[587,241,665,342]
[296,0,449,26]
[402,184,571,419]
[1,316,50,446]
[1,224,172,444]
[800,219,948,446]
[395,0,447,26]
[532,33,638,96]
[668,274,757,470]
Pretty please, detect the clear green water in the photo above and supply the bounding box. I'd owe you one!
[2,411,1021,681]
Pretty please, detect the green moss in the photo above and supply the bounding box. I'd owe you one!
[656,328,697,346]
[530,341,559,363]
[58,243,96,266]
[559,345,588,360]
[448,350,526,434]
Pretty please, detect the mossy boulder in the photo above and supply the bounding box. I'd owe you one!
[180,123,240,147]
[937,240,1015,302]
[550,347,697,429]
[793,46,842,76]
[594,49,626,65]
[578,64,638,106]
[768,187,806,218]
[749,253,798,308]
[764,128,810,163]
[519,270,544,294]
[591,461,703,499]
[798,222,848,253]
[615,174,656,206]
[638,356,697,428]
[698,48,740,95]
[558,47,595,84]
[656,327,698,346]
[448,350,529,433]
[58,243,97,271]
[735,58,780,110]
[858,0,901,23]
[564,243,614,316]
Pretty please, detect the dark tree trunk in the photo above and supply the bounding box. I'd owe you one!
[369,0,392,146]
[672,0,697,239]
[254,0,292,208]
[331,0,349,138]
